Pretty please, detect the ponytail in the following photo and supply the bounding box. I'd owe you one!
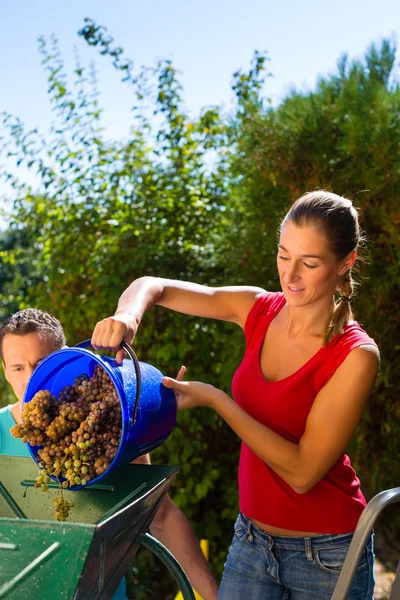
[324,270,355,345]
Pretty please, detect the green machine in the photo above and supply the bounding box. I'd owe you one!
[0,456,195,599]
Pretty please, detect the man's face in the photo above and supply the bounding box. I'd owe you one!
[2,332,58,402]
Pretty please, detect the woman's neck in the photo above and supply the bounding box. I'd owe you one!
[283,297,335,339]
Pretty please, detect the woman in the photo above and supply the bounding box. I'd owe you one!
[92,191,380,599]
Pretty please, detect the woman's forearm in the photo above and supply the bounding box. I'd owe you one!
[211,389,305,491]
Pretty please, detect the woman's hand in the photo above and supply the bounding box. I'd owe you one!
[162,373,225,411]
[91,312,139,364]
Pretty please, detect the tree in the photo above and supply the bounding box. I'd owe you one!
[1,24,399,595]
[0,21,239,596]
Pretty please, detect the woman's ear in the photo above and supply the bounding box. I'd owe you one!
[338,250,357,275]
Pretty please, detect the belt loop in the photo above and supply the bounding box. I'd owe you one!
[304,537,313,561]
[246,518,254,542]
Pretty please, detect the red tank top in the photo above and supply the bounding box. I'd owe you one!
[232,292,377,534]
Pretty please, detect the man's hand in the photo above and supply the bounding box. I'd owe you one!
[91,312,138,364]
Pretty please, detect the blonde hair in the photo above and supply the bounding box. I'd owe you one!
[281,191,365,345]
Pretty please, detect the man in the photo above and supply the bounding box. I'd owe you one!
[0,308,218,600]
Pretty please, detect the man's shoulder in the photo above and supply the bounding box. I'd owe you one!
[0,405,15,437]
[0,404,13,421]
[0,404,31,457]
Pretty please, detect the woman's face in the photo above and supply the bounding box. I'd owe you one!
[277,220,354,308]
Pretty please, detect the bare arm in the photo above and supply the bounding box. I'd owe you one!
[133,454,218,599]
[92,276,265,362]
[163,345,380,494]
[150,495,218,599]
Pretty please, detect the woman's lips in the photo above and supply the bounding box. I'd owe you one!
[287,285,305,294]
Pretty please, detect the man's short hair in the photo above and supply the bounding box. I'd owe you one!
[0,309,66,360]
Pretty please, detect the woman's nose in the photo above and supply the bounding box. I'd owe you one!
[286,261,300,281]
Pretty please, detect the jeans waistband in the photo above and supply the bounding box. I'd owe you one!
[238,513,362,551]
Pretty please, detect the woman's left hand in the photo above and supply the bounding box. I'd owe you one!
[162,373,222,411]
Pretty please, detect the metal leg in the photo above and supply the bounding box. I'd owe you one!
[332,487,400,600]
[141,533,196,600]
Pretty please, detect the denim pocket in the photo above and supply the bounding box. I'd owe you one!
[314,544,368,575]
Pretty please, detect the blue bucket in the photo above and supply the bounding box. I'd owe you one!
[22,340,177,490]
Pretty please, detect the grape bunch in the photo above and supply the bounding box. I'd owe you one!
[52,492,75,521]
[11,365,122,520]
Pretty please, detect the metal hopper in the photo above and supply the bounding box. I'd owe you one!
[0,455,191,599]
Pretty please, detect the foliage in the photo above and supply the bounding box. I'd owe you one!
[0,20,237,596]
[222,37,400,548]
[1,22,399,596]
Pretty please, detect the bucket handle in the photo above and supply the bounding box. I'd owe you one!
[74,340,141,425]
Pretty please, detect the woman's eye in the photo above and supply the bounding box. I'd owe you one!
[278,255,289,261]
[304,263,317,269]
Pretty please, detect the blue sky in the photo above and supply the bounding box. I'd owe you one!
[0,0,399,198]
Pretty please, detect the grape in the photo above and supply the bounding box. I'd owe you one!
[52,490,75,521]
[11,365,122,521]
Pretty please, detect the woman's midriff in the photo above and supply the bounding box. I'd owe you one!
[251,517,321,537]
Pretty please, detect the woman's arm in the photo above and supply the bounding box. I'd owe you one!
[92,276,265,362]
[163,345,380,494]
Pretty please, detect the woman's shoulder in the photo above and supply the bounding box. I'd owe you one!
[249,290,285,316]
[329,321,379,370]
[244,291,285,338]
[334,320,377,346]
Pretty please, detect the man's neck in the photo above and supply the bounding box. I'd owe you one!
[10,400,22,424]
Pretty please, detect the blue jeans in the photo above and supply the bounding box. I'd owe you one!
[218,513,374,600]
